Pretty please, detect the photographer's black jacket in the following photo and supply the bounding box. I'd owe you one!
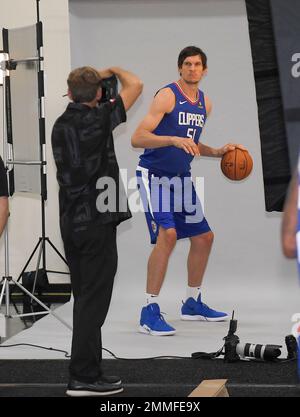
[51,95,132,232]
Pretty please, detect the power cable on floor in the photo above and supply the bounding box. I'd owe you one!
[0,342,190,360]
[102,347,191,360]
[0,343,70,358]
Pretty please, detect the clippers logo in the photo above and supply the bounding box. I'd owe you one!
[151,220,157,234]
[291,313,300,338]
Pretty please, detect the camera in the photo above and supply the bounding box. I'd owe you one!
[191,312,298,363]
[99,75,118,103]
[223,313,282,363]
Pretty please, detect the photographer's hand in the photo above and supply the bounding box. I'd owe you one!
[98,68,114,79]
[103,67,143,111]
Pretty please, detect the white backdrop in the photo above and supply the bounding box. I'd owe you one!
[69,0,298,311]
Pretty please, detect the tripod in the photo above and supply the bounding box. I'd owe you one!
[0,221,72,330]
[4,196,72,328]
[0,20,72,331]
[15,197,70,291]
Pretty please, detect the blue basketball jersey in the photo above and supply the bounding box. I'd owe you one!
[139,82,207,175]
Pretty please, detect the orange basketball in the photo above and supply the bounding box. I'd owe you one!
[221,148,253,181]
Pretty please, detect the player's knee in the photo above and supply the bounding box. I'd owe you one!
[205,231,214,246]
[159,227,177,250]
[192,231,214,248]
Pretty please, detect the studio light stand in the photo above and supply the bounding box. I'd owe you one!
[0,2,72,331]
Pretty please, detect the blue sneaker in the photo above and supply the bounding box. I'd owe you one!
[139,303,176,336]
[181,294,229,322]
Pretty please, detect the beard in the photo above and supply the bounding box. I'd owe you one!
[181,75,201,85]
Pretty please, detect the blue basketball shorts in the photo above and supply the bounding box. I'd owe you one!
[136,166,211,244]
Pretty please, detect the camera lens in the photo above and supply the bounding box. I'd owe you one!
[236,343,264,359]
[236,343,281,361]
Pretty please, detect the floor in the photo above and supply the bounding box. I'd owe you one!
[0,276,299,361]
[0,298,67,344]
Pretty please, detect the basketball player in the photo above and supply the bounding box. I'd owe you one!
[132,46,246,336]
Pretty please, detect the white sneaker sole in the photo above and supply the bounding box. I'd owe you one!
[139,325,176,336]
[66,387,123,397]
[181,314,229,322]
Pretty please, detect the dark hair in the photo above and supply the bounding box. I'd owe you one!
[67,66,102,103]
[178,46,207,69]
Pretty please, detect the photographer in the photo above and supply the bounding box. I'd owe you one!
[51,66,142,396]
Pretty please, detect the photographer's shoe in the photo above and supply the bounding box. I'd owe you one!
[181,294,228,321]
[66,376,123,397]
[99,375,122,385]
[139,302,176,336]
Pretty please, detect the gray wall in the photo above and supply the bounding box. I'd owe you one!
[68,0,298,310]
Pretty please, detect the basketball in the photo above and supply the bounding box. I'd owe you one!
[221,148,253,181]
